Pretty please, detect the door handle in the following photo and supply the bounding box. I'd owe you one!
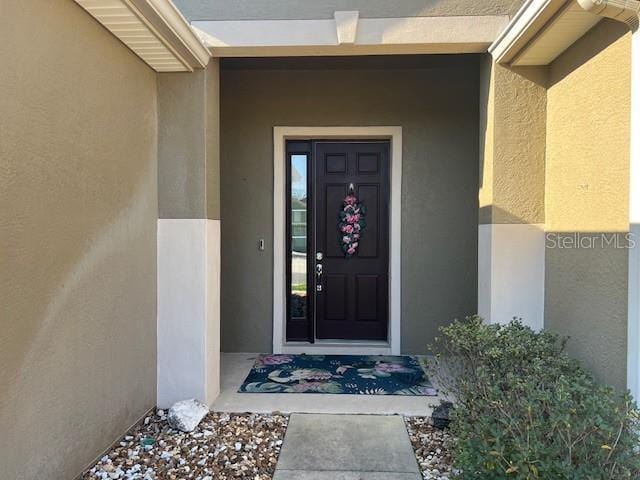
[315,253,323,292]
[315,263,323,292]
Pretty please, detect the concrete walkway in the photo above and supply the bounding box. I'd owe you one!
[273,414,422,480]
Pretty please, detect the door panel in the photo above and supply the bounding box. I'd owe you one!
[314,141,390,341]
[355,184,379,258]
[325,274,348,320]
[356,275,379,321]
[324,184,348,258]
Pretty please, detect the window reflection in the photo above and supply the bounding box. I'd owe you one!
[290,154,307,319]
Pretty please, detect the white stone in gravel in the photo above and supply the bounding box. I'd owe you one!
[167,399,209,432]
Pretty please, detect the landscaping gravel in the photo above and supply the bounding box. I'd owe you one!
[82,410,288,480]
[405,416,456,480]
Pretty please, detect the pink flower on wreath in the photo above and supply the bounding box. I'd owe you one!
[344,195,357,205]
[342,224,354,234]
[354,224,361,231]
[347,215,357,224]
[344,205,354,212]
[353,234,360,240]
[347,247,356,255]
[342,236,352,244]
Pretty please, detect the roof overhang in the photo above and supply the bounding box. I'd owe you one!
[74,0,210,72]
[490,0,639,66]
[191,14,510,57]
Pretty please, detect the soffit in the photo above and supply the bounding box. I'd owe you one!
[74,0,209,72]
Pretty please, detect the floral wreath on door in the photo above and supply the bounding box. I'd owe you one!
[338,191,366,257]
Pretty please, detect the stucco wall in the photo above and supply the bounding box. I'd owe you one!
[0,1,158,478]
[220,55,479,353]
[479,57,547,225]
[175,0,525,21]
[158,59,220,221]
[545,19,631,390]
[206,60,221,221]
[158,71,208,219]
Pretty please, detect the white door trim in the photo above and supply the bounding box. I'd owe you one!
[273,126,402,355]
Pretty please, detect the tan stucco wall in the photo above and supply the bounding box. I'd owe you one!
[545,19,631,390]
[0,1,158,478]
[479,56,547,225]
[158,60,220,220]
[546,20,631,233]
[220,55,480,353]
[175,0,525,21]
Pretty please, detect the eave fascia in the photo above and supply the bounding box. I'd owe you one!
[130,0,211,68]
[488,0,568,64]
[192,15,510,57]
[490,0,640,66]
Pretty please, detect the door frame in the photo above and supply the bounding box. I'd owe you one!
[273,127,402,355]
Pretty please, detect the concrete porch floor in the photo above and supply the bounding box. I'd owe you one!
[211,353,445,416]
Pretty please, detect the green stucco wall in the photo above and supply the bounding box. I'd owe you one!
[220,55,480,353]
[158,59,221,220]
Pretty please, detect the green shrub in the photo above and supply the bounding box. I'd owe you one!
[430,316,640,480]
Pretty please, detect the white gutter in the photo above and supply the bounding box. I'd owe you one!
[577,0,640,30]
[618,0,640,399]
[137,0,211,68]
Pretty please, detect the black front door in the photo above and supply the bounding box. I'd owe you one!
[285,140,390,342]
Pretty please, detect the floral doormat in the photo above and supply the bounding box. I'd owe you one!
[238,354,437,395]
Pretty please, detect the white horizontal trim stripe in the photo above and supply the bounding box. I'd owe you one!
[157,219,220,407]
[478,224,545,330]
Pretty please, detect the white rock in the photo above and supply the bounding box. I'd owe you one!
[167,399,209,432]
